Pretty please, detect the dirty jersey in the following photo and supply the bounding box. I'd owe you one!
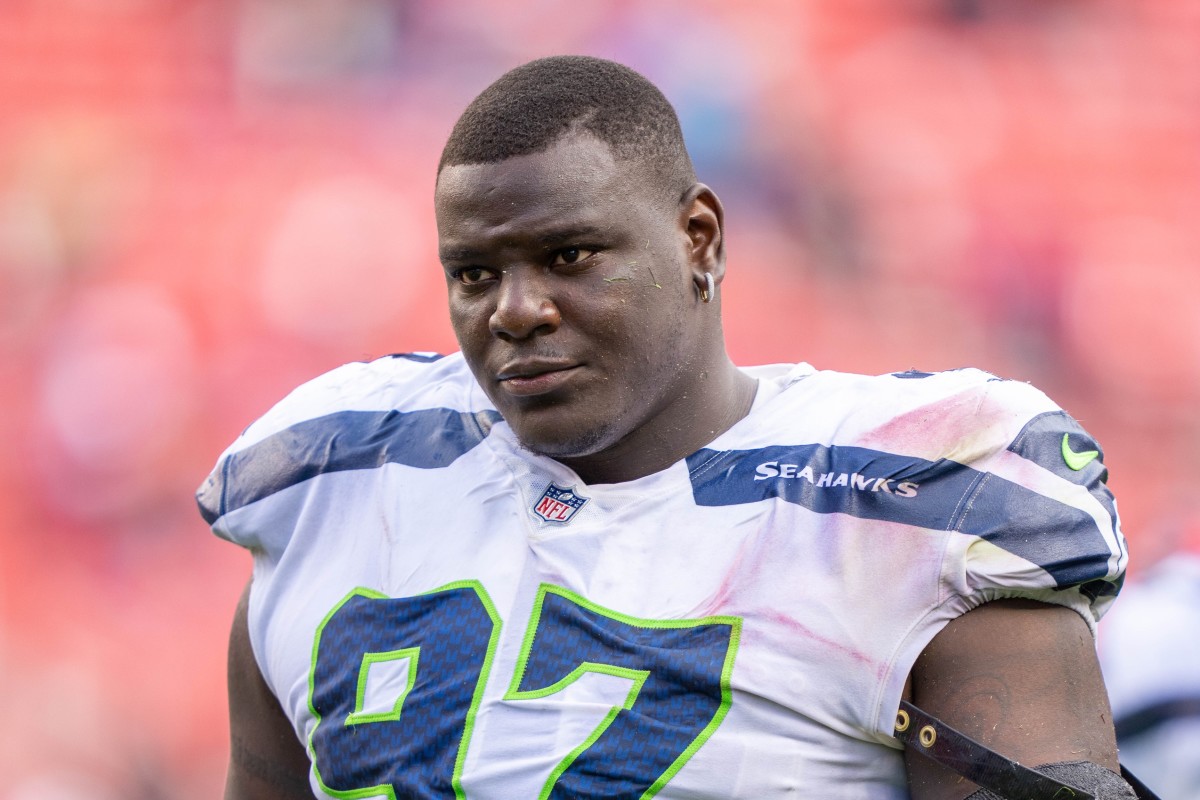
[197,353,1126,799]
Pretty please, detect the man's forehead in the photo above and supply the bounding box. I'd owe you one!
[437,136,621,201]
[434,137,654,248]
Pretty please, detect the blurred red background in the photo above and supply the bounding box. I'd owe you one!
[1,1,1197,796]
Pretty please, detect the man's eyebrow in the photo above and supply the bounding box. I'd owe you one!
[440,225,607,263]
[536,225,605,247]
[438,246,485,264]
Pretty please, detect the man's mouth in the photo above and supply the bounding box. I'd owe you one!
[495,360,581,396]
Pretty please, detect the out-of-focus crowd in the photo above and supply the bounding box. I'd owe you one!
[1,1,1197,797]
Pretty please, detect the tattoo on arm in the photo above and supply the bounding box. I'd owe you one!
[231,733,313,797]
[936,674,1012,740]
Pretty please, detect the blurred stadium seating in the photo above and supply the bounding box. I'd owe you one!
[1,1,1196,796]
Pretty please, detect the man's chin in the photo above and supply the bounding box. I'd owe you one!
[509,419,612,462]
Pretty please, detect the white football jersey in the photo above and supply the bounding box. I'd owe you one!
[198,353,1126,799]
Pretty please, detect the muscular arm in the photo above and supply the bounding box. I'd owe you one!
[226,580,315,800]
[904,599,1121,800]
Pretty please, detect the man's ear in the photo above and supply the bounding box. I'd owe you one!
[680,183,726,282]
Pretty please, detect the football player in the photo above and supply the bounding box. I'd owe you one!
[201,56,1137,799]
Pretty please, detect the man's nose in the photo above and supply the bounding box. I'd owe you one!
[489,269,561,341]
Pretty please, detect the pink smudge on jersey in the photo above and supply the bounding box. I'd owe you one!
[759,607,886,679]
[695,522,888,680]
[696,530,757,617]
[860,382,1016,467]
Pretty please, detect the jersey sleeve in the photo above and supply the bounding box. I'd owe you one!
[195,359,384,554]
[195,353,496,559]
[867,371,1127,739]
[942,377,1126,630]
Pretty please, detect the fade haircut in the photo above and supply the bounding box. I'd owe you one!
[438,55,697,198]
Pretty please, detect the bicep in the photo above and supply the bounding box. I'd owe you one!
[904,598,1120,800]
[226,580,315,800]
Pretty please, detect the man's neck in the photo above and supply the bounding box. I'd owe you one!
[557,360,757,485]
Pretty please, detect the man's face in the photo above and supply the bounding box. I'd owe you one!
[435,135,708,465]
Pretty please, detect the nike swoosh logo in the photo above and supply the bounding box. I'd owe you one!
[1061,433,1099,471]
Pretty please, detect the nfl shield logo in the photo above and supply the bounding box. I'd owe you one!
[532,483,589,524]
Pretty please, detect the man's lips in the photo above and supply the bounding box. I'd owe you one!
[495,362,581,396]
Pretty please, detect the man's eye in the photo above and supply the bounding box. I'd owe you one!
[454,267,494,285]
[551,247,597,266]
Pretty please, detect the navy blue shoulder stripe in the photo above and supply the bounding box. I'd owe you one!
[1008,411,1107,483]
[686,443,1113,589]
[1006,410,1122,559]
[197,408,502,525]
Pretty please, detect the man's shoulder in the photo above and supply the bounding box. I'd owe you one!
[755,364,1060,458]
[796,364,1049,406]
[710,363,1069,478]
[724,365,1125,621]
[294,351,478,411]
[197,352,495,533]
[235,352,485,451]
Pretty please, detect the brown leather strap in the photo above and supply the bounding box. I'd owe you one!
[896,700,1094,800]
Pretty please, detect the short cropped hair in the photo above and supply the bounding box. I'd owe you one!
[438,55,697,197]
